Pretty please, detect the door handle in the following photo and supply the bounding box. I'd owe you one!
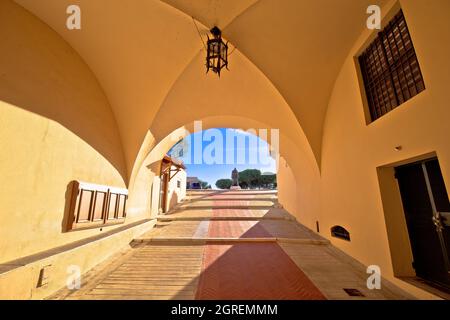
[432,213,444,231]
[433,212,450,273]
[438,212,450,227]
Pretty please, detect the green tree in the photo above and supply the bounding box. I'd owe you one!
[239,169,261,189]
[215,179,232,189]
[259,174,276,189]
[200,180,211,189]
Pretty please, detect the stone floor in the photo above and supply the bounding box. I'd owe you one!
[50,190,412,300]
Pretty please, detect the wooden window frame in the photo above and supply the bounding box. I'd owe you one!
[358,9,425,122]
[66,181,128,231]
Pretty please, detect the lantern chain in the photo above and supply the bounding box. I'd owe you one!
[228,44,237,57]
[192,17,207,51]
[191,16,237,57]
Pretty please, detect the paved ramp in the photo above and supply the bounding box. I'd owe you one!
[51,190,411,300]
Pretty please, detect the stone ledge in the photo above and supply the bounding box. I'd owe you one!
[132,237,276,244]
[0,219,156,275]
[132,237,330,245]
[156,216,292,222]
[0,219,156,299]
[184,197,277,202]
[176,205,276,210]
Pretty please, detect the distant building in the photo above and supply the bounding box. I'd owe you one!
[187,177,201,189]
[158,155,187,214]
[168,138,189,161]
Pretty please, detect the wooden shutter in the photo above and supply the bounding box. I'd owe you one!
[67,181,128,231]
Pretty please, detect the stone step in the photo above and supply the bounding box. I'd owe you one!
[186,190,277,195]
[184,197,278,201]
[156,216,293,222]
[176,205,277,210]
[132,237,330,245]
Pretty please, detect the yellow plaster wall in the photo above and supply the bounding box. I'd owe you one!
[320,0,450,299]
[127,159,156,219]
[0,102,124,263]
[127,128,190,218]
[277,157,298,216]
[0,0,126,177]
[0,0,148,265]
[166,167,187,212]
[0,220,156,300]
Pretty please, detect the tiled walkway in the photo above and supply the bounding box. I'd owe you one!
[196,242,326,300]
[51,190,412,300]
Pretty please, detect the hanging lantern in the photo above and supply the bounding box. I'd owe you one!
[206,26,228,76]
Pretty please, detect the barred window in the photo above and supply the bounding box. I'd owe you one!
[359,10,425,122]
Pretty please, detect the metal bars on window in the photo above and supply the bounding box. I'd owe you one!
[359,10,425,121]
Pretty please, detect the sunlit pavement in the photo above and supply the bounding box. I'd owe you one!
[51,190,412,300]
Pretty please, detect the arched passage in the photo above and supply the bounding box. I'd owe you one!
[128,115,320,231]
[3,0,447,300]
[119,44,324,230]
[14,0,383,176]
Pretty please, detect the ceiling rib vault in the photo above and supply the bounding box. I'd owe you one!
[14,0,388,178]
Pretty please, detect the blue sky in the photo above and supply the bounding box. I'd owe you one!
[168,128,277,188]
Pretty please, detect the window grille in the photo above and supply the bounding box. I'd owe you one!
[359,10,425,121]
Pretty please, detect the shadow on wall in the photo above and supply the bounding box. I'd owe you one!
[169,192,179,212]
[0,0,126,178]
[61,182,75,233]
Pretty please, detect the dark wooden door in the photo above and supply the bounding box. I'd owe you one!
[159,172,169,213]
[396,158,450,290]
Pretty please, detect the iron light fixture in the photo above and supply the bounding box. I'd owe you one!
[206,26,228,76]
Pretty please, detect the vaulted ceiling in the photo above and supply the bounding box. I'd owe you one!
[15,0,387,176]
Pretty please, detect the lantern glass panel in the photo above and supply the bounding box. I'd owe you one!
[213,42,220,55]
[220,44,227,60]
[206,31,228,75]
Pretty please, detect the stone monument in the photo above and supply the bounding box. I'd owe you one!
[230,168,241,190]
